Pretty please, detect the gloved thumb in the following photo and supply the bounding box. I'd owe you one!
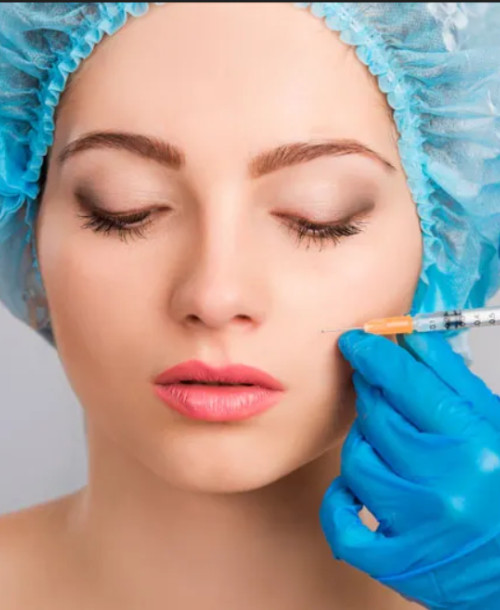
[319,475,400,577]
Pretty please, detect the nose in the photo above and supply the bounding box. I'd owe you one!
[169,212,266,333]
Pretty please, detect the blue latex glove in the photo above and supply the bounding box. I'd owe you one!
[320,329,500,609]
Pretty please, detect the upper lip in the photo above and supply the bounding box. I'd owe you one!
[154,359,284,390]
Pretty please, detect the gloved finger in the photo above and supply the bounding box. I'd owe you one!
[338,330,489,438]
[400,331,500,432]
[320,475,402,577]
[353,371,468,482]
[340,419,424,536]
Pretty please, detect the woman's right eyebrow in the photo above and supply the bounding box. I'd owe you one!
[57,130,397,177]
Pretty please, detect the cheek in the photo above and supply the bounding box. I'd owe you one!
[36,206,152,390]
[330,202,422,325]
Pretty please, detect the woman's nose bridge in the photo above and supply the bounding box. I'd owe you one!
[185,186,260,278]
[171,196,266,327]
[189,216,259,296]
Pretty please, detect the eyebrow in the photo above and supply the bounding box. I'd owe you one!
[57,131,397,178]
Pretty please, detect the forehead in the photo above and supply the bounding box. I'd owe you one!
[55,3,397,169]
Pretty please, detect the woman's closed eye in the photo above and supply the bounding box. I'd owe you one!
[277,212,369,251]
[77,208,153,243]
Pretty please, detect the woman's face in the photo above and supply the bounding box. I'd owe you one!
[36,3,422,493]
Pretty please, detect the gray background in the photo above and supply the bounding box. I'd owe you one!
[1,292,499,516]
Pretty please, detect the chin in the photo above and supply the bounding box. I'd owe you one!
[144,426,316,496]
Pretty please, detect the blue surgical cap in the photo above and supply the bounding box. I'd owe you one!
[1,3,500,364]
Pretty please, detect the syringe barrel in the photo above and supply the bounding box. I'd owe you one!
[413,307,500,332]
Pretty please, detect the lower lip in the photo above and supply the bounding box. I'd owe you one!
[154,383,283,421]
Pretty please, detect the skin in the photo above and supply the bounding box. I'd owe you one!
[0,3,424,609]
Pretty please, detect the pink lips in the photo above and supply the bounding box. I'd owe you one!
[153,359,285,422]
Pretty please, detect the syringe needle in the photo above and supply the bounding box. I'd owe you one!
[320,326,364,333]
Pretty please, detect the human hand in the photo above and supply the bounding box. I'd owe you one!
[320,330,500,609]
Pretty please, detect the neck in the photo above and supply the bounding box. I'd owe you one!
[63,419,419,610]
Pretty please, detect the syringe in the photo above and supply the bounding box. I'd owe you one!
[320,306,500,336]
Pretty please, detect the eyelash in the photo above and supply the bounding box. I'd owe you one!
[77,210,153,244]
[77,209,368,250]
